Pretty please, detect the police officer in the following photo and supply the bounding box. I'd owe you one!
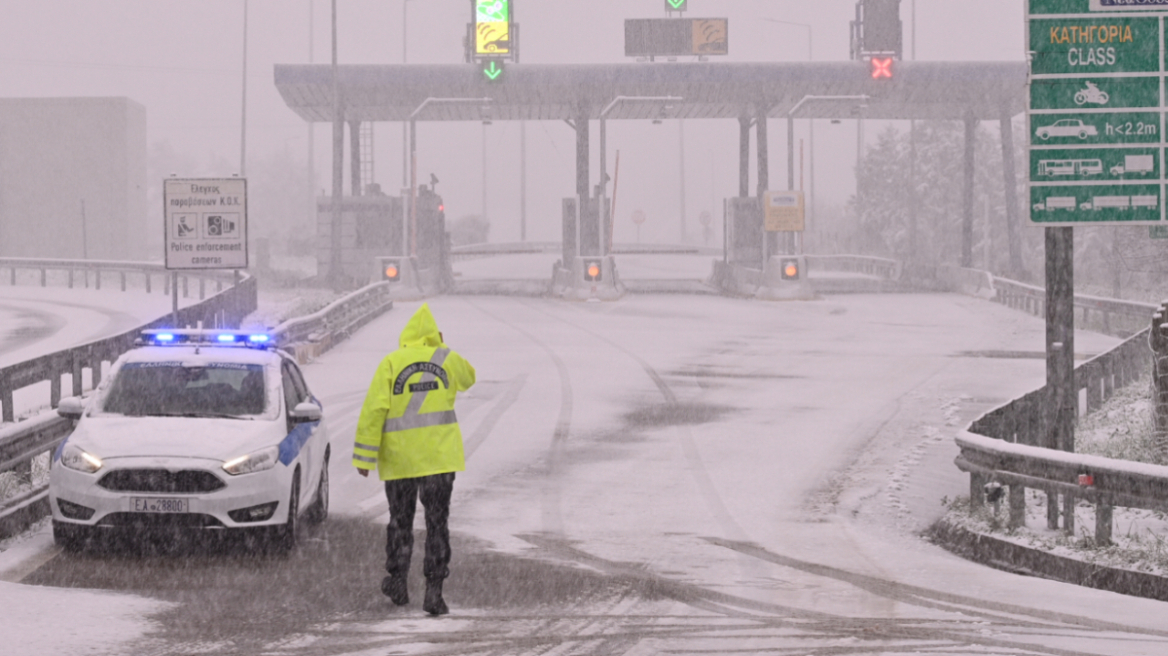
[354,304,476,616]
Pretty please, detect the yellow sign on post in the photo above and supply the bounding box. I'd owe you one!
[764,191,805,232]
[476,22,510,55]
[692,19,728,56]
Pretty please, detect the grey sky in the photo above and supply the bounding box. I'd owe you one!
[0,1,1025,245]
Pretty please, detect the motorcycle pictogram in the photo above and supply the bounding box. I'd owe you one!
[1074,81,1110,106]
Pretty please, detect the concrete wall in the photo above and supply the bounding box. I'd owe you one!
[0,97,147,260]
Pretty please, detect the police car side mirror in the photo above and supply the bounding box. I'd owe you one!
[57,396,84,420]
[290,402,322,423]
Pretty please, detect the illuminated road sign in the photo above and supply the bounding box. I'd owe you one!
[1028,0,1168,226]
[475,1,510,56]
[482,59,504,81]
[870,57,893,79]
[665,0,688,11]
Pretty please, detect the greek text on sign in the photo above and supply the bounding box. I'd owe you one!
[1027,0,1168,226]
[164,178,248,270]
[764,191,805,232]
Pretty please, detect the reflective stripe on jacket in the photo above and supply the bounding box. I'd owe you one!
[354,304,476,480]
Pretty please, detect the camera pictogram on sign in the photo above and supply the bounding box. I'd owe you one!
[204,214,240,239]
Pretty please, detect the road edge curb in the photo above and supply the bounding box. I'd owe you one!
[926,518,1168,603]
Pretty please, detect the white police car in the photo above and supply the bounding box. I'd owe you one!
[48,329,330,551]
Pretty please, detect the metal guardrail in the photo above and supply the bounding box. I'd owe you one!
[955,272,1161,545]
[0,278,391,539]
[0,257,236,299]
[805,255,901,280]
[271,282,394,361]
[955,431,1168,544]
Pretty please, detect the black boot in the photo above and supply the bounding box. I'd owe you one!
[423,578,448,616]
[381,575,409,606]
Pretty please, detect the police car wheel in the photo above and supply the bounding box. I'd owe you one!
[305,450,329,525]
[270,471,300,553]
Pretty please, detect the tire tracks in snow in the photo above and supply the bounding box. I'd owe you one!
[460,297,573,536]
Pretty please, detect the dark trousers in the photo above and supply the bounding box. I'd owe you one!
[384,473,455,581]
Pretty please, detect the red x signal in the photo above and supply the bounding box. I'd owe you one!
[870,58,894,80]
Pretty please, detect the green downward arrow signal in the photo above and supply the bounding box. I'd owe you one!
[667,0,687,9]
[483,61,503,81]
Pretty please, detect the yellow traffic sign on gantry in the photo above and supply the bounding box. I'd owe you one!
[476,22,510,55]
[475,1,510,56]
[692,19,728,56]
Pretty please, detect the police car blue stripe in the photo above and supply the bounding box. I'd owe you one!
[278,421,318,466]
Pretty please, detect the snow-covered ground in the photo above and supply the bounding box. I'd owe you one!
[5,288,1168,655]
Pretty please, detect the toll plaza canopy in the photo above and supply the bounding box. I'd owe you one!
[273,61,1027,123]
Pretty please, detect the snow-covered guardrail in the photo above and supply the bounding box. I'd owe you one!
[955,431,1168,545]
[956,273,1158,546]
[0,279,391,538]
[805,255,901,280]
[991,276,1155,338]
[271,282,394,363]
[0,256,235,299]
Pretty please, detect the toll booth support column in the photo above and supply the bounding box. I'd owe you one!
[738,115,751,198]
[330,107,344,283]
[756,105,770,264]
[1000,107,1024,277]
[575,110,590,258]
[962,114,978,269]
[349,120,362,196]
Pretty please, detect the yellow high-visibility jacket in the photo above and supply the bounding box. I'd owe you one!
[353,304,476,480]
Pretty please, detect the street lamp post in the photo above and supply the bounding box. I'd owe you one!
[240,0,249,177]
[402,0,421,191]
[600,96,683,255]
[787,95,868,254]
[408,98,493,257]
[763,18,815,248]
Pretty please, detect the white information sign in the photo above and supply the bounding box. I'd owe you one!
[164,178,248,270]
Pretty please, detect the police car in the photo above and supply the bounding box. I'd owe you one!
[48,329,330,551]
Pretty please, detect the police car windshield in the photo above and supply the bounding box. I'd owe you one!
[100,362,266,418]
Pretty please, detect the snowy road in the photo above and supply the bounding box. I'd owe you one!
[9,293,1168,655]
[0,285,184,368]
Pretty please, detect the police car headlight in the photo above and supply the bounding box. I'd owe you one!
[222,446,279,476]
[60,444,103,474]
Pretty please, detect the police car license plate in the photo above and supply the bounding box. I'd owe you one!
[131,497,189,513]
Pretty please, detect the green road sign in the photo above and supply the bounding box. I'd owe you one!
[1030,183,1161,223]
[1030,76,1159,110]
[666,0,688,10]
[476,0,509,23]
[1030,147,1160,182]
[1031,0,1168,15]
[482,59,504,81]
[1028,2,1168,225]
[1031,112,1161,145]
[1030,17,1159,75]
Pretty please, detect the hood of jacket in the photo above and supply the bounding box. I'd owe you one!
[400,304,443,349]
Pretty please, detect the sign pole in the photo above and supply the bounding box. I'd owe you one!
[171,271,179,328]
[1045,224,1075,529]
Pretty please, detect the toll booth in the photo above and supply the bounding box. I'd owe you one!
[411,187,454,291]
[561,196,602,266]
[725,197,764,270]
[316,194,404,285]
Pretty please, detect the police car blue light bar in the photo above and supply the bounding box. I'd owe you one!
[139,329,275,348]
